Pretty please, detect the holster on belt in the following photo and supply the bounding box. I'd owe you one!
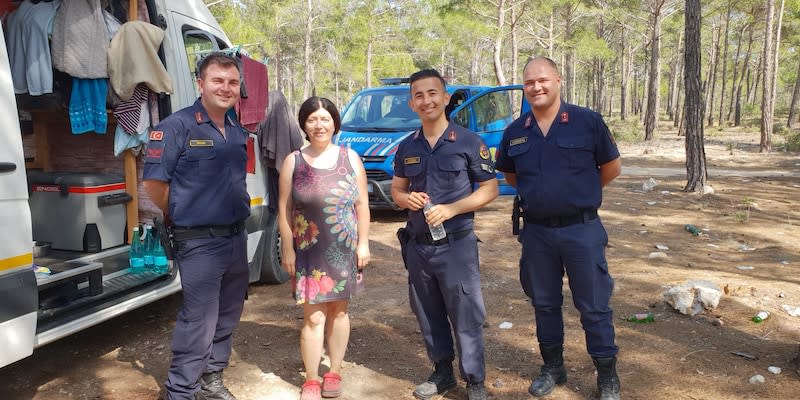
[512,195,524,235]
[396,226,410,270]
[153,216,175,260]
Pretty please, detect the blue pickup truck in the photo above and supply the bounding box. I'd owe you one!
[335,79,528,209]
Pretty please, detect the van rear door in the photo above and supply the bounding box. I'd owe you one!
[449,85,527,195]
[0,27,38,369]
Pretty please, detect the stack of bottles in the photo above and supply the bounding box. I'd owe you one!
[129,224,169,274]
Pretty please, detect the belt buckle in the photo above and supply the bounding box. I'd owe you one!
[231,222,241,234]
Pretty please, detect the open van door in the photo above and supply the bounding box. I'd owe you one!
[449,85,528,195]
[0,27,38,368]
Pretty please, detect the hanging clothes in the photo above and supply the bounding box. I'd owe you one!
[70,78,108,134]
[113,83,150,134]
[236,55,269,131]
[107,21,173,101]
[51,0,109,78]
[255,91,304,211]
[6,0,61,95]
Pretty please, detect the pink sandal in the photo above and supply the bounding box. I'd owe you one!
[300,380,322,400]
[321,372,342,398]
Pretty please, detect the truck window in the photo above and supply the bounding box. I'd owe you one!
[453,90,514,134]
[341,89,419,131]
[182,29,226,97]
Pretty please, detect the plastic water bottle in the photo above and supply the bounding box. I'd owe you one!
[153,237,169,274]
[143,225,155,271]
[752,311,769,323]
[129,227,145,273]
[684,224,701,236]
[423,202,446,241]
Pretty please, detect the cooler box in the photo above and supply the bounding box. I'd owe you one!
[28,171,131,252]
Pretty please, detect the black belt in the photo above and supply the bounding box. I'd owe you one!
[411,229,472,246]
[524,209,598,228]
[172,220,245,241]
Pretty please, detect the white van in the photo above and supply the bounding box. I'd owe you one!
[0,0,283,369]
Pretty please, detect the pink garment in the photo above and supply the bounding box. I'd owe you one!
[237,56,268,131]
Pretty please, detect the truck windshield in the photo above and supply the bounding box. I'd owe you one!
[340,89,419,132]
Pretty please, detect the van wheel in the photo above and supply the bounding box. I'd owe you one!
[258,210,289,284]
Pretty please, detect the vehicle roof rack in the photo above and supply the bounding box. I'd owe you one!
[379,77,409,85]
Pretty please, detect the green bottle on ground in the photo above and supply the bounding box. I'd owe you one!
[628,312,655,323]
[752,311,769,323]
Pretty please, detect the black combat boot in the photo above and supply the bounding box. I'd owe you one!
[528,344,567,397]
[196,371,237,400]
[592,356,621,400]
[413,357,457,400]
[466,381,488,400]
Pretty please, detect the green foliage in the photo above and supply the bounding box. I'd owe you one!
[784,129,800,151]
[605,118,644,143]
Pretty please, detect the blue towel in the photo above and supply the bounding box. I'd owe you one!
[70,78,108,134]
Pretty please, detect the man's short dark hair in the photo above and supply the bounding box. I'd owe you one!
[523,56,560,76]
[197,52,240,79]
[408,69,447,91]
[298,96,341,139]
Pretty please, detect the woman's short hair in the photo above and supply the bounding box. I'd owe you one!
[298,97,341,138]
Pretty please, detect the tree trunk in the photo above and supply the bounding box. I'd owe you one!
[668,32,683,121]
[302,0,313,100]
[788,60,800,127]
[734,26,754,126]
[620,25,628,120]
[705,23,720,127]
[672,48,684,128]
[492,0,507,86]
[564,4,575,103]
[770,0,785,121]
[717,3,732,126]
[644,10,661,142]
[760,0,775,153]
[684,0,707,192]
[748,54,761,105]
[727,23,747,122]
[510,6,519,86]
[365,40,373,88]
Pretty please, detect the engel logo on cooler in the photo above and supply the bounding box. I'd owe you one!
[32,185,60,192]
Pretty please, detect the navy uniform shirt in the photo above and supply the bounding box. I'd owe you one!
[495,102,619,219]
[143,99,250,227]
[394,122,496,234]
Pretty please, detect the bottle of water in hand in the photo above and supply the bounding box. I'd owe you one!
[423,202,447,241]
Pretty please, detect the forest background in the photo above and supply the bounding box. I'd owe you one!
[209,0,800,158]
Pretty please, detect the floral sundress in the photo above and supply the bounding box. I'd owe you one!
[291,145,362,304]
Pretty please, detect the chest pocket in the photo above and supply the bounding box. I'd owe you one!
[437,157,467,189]
[556,135,594,170]
[186,145,217,177]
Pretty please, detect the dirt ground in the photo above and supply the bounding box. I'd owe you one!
[1,125,799,400]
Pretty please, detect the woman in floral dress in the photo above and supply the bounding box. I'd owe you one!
[277,97,370,400]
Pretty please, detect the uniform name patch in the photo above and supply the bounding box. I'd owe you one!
[149,130,164,141]
[510,137,528,146]
[404,156,421,165]
[189,139,214,147]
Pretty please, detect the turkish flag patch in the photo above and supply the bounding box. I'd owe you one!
[560,112,569,123]
[149,130,164,141]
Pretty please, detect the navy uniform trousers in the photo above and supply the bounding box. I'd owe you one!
[166,230,249,400]
[406,232,486,384]
[518,217,617,358]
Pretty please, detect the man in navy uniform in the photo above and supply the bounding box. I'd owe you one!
[143,52,249,400]
[391,69,498,400]
[495,56,622,400]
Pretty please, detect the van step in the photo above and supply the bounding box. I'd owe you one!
[37,269,170,320]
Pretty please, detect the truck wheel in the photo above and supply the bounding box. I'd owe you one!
[258,210,289,284]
